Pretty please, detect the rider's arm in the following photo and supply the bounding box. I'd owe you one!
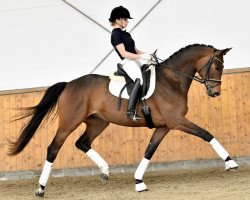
[115,43,140,60]
[135,48,144,55]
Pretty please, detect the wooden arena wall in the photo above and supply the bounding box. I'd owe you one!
[0,68,249,173]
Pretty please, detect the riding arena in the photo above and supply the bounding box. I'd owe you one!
[0,1,250,199]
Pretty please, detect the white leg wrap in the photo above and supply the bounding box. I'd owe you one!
[86,149,109,175]
[134,158,150,180]
[210,138,229,160]
[135,182,148,192]
[39,160,53,187]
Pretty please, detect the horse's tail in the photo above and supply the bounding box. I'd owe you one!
[8,82,67,156]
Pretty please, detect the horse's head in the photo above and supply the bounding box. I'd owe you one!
[195,48,231,97]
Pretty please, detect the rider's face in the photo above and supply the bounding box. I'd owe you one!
[116,18,129,28]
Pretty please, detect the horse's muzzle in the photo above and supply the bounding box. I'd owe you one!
[211,91,220,97]
[207,89,221,97]
[206,83,221,98]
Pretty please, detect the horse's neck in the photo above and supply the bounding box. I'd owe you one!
[159,57,197,93]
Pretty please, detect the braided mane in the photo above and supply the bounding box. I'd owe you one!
[163,44,215,64]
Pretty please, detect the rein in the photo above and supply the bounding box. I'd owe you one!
[151,51,223,86]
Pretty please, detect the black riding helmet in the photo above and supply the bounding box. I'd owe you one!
[109,6,133,22]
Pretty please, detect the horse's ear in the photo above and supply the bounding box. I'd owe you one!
[215,47,232,57]
[221,47,232,55]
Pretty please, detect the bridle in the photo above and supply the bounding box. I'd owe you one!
[196,52,223,91]
[151,50,224,89]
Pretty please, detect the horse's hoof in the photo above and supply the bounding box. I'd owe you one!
[226,166,238,172]
[225,160,238,171]
[35,191,44,198]
[100,173,109,183]
[139,189,149,193]
[135,182,148,192]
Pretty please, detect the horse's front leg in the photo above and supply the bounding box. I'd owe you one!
[174,118,238,170]
[134,127,170,192]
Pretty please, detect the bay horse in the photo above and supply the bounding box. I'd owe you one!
[8,44,238,197]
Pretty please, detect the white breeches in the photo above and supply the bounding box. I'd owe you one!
[122,59,147,85]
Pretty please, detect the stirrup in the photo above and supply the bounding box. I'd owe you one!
[126,111,142,121]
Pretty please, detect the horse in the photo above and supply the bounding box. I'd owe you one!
[8,44,238,197]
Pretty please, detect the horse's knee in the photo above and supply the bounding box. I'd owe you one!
[75,138,90,153]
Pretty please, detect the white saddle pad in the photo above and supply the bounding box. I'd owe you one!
[108,65,156,99]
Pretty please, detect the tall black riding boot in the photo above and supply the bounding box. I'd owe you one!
[126,78,142,121]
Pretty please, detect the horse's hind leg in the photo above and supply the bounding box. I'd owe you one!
[36,98,84,198]
[75,116,110,182]
[175,118,238,170]
[35,125,76,197]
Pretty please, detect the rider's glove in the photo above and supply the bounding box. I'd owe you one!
[140,53,152,60]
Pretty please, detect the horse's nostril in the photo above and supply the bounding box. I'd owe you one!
[213,92,220,97]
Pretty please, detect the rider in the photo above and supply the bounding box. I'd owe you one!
[109,6,152,121]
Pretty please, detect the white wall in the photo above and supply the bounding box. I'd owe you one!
[1,0,249,91]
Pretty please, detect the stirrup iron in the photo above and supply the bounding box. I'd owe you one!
[125,110,142,121]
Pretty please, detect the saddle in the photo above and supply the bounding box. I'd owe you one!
[114,63,151,98]
[109,63,156,99]
[109,63,156,128]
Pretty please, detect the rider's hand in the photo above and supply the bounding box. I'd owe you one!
[140,53,152,60]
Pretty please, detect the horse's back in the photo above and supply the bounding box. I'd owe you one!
[70,74,109,88]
